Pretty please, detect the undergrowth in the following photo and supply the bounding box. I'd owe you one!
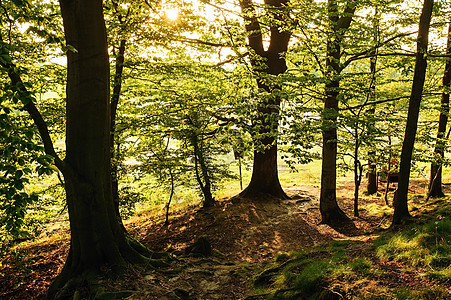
[375,198,451,283]
[251,198,451,299]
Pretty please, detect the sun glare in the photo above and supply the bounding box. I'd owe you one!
[165,8,179,21]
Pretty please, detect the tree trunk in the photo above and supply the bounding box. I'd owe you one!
[47,1,160,298]
[238,0,290,199]
[367,154,378,194]
[367,149,378,195]
[428,22,451,198]
[320,0,355,223]
[164,169,175,225]
[111,39,126,221]
[384,136,392,205]
[353,125,362,217]
[321,77,347,222]
[192,133,215,207]
[393,0,434,225]
[367,52,378,195]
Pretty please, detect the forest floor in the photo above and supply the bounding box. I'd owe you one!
[1,179,450,299]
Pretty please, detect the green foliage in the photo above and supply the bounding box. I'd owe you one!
[112,56,249,207]
[118,186,146,219]
[0,81,51,241]
[0,1,64,250]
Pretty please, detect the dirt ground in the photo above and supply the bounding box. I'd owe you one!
[0,179,447,299]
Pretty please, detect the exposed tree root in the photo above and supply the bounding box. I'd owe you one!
[46,236,173,300]
[254,257,308,286]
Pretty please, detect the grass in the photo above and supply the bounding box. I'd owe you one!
[249,198,451,299]
[360,202,394,218]
[374,208,451,282]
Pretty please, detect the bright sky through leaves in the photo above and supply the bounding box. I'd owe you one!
[165,8,179,20]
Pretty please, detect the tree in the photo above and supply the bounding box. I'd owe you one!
[428,21,451,198]
[108,0,128,220]
[393,0,434,225]
[238,0,291,199]
[367,10,380,195]
[2,0,167,298]
[184,113,217,207]
[319,0,356,223]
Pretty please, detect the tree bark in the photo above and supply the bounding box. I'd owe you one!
[320,0,355,223]
[393,0,434,225]
[428,22,451,198]
[238,0,290,199]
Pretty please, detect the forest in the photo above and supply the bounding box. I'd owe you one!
[1,0,451,298]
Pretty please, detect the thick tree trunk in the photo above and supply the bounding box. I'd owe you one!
[241,139,287,198]
[394,0,434,225]
[47,1,159,298]
[320,78,348,222]
[428,22,451,198]
[238,0,290,199]
[319,0,355,223]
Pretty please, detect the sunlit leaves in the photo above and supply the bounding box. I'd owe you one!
[0,90,45,240]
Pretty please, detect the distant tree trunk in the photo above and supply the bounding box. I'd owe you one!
[165,169,175,225]
[192,133,215,207]
[321,75,348,222]
[394,0,434,225]
[367,53,378,195]
[353,125,363,217]
[320,0,356,223]
[238,0,290,199]
[367,169,378,192]
[428,22,451,198]
[384,136,392,205]
[111,39,126,221]
[367,128,378,194]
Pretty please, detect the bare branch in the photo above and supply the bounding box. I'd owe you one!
[174,36,229,48]
[342,31,417,68]
[216,52,249,66]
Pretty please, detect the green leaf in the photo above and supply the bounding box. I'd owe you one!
[14,170,23,179]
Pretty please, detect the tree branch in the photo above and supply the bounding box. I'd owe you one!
[336,0,357,30]
[339,93,440,111]
[240,0,264,55]
[342,31,417,68]
[216,52,249,66]
[266,0,291,54]
[4,64,65,170]
[174,36,229,48]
